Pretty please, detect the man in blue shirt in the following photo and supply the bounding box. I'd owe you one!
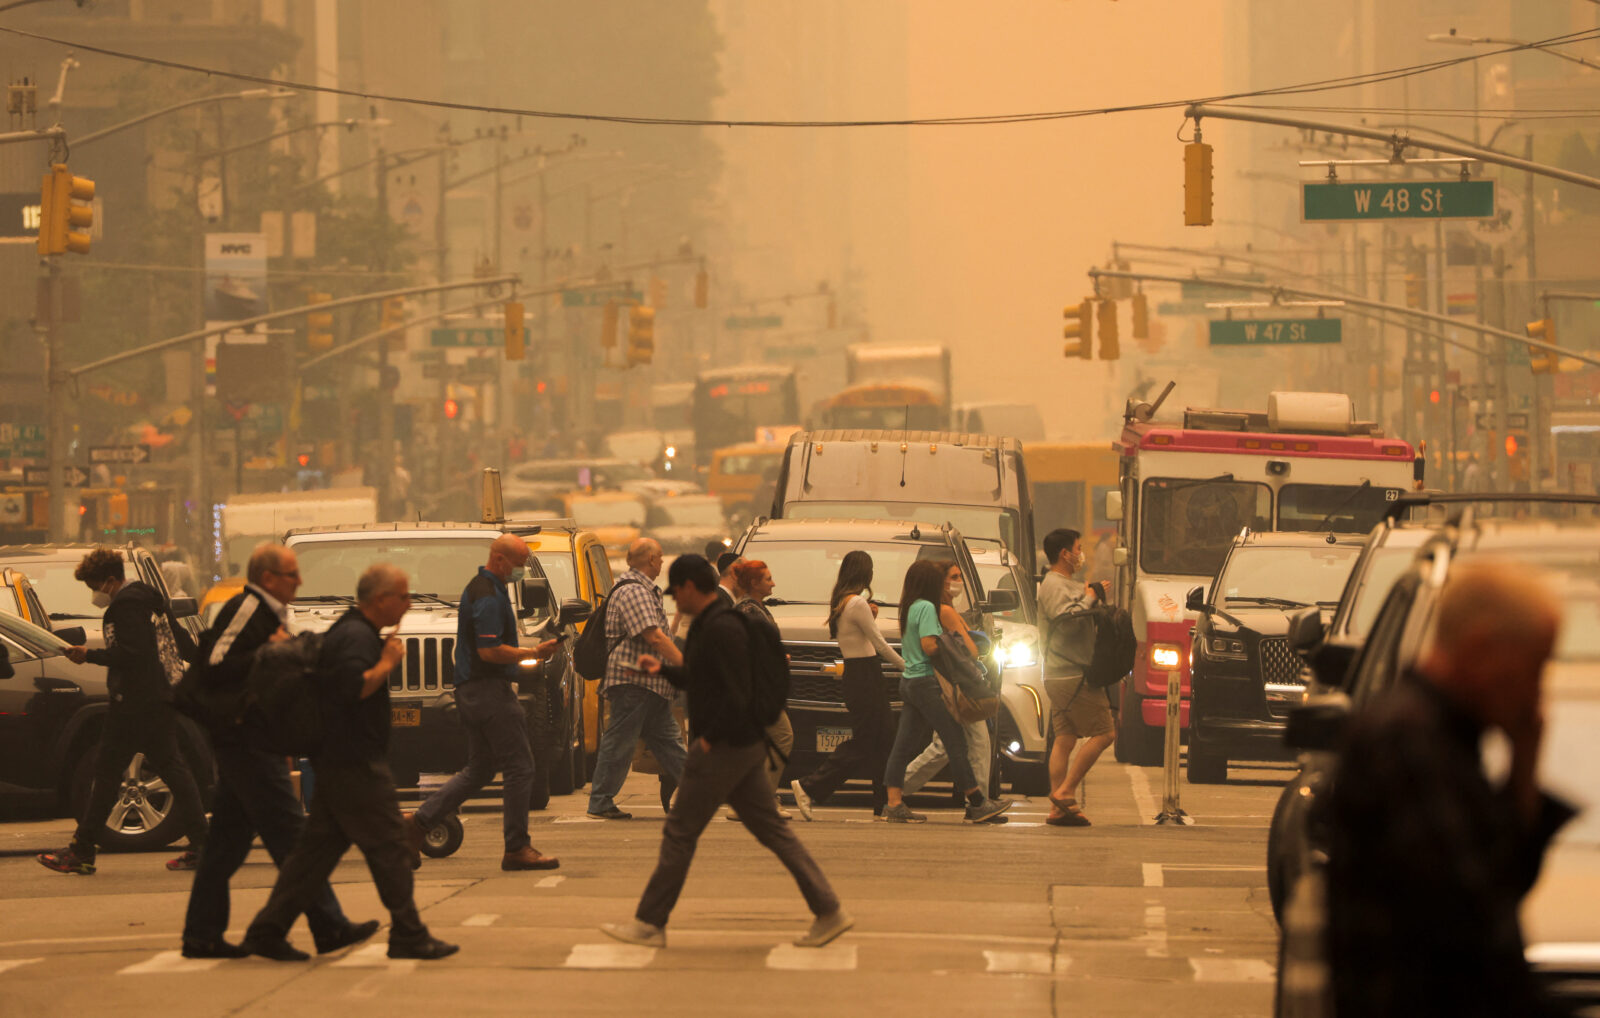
[406,534,561,871]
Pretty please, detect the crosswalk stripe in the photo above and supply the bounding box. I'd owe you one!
[332,943,417,972]
[766,943,856,971]
[982,950,1054,975]
[0,958,43,975]
[1189,958,1274,983]
[563,943,656,969]
[117,951,221,975]
[536,875,565,888]
[461,914,500,927]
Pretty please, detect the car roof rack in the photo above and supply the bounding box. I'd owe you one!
[1384,490,1600,521]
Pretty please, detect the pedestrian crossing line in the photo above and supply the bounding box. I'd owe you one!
[982,950,1062,975]
[535,874,565,888]
[1189,958,1274,983]
[554,816,603,824]
[117,951,223,975]
[564,943,657,969]
[332,943,417,973]
[0,958,42,976]
[1142,863,1165,887]
[461,914,500,927]
[766,942,856,971]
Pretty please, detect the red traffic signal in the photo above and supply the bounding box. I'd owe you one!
[443,397,460,420]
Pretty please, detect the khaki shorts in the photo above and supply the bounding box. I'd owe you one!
[1044,676,1116,739]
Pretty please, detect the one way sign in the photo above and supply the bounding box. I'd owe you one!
[23,465,88,486]
[88,444,151,465]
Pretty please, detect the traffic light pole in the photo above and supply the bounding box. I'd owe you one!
[42,257,71,543]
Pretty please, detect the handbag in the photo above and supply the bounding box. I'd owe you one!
[931,630,999,723]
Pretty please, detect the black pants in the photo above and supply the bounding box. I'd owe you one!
[183,740,353,948]
[74,700,208,854]
[798,657,894,810]
[246,759,428,945]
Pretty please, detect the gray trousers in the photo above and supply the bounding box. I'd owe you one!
[636,739,839,929]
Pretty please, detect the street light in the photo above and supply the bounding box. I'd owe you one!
[1426,29,1600,72]
[72,88,297,148]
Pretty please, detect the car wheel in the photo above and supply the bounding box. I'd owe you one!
[569,683,587,791]
[1113,682,1163,766]
[547,680,576,797]
[524,695,553,812]
[70,749,184,853]
[1185,742,1227,784]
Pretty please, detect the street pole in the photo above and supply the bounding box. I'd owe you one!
[1525,135,1550,488]
[43,257,71,542]
[374,145,395,517]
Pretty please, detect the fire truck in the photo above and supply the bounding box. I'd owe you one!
[1106,388,1420,765]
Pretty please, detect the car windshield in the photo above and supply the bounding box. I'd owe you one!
[1140,478,1272,577]
[572,498,646,528]
[19,558,101,619]
[532,549,577,602]
[648,499,725,528]
[737,539,957,608]
[1345,546,1419,637]
[1217,543,1360,607]
[1277,483,1405,534]
[784,501,1014,548]
[0,609,70,656]
[293,537,493,601]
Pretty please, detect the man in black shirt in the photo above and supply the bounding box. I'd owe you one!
[243,563,457,962]
[600,555,850,950]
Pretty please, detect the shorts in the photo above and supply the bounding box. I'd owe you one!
[1044,675,1116,739]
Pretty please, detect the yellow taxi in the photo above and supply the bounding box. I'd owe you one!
[199,577,247,628]
[524,522,615,779]
[0,567,50,630]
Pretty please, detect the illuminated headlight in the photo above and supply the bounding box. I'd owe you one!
[664,446,677,458]
[519,658,541,669]
[1203,635,1247,661]
[1000,636,1038,669]
[1007,740,1022,753]
[1149,643,1183,670]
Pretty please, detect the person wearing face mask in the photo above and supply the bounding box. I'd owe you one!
[404,534,561,872]
[37,548,209,876]
[1038,528,1113,827]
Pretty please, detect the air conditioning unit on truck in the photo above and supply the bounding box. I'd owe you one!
[1106,388,1421,766]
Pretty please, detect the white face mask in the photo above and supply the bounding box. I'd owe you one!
[91,587,112,608]
[947,580,964,600]
[1075,549,1087,569]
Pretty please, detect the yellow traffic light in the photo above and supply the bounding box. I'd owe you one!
[1062,298,1093,359]
[1404,273,1425,310]
[504,300,525,361]
[1527,318,1558,374]
[1097,299,1120,360]
[380,296,406,330]
[1183,142,1213,227]
[627,305,655,366]
[38,163,94,256]
[307,291,334,350]
[694,269,709,309]
[601,300,619,348]
[1131,293,1149,340]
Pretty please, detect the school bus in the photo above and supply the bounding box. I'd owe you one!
[1023,441,1121,583]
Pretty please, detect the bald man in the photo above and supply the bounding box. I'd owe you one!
[406,534,561,871]
[1323,561,1576,1018]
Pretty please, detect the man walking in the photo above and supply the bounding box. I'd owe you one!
[180,543,376,958]
[601,555,850,949]
[243,564,457,962]
[1038,528,1112,827]
[585,538,686,820]
[37,548,209,876]
[407,534,560,871]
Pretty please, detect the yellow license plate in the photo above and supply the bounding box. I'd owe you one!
[391,707,421,727]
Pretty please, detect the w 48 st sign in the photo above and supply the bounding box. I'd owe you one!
[1303,180,1495,222]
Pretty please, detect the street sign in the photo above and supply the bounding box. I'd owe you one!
[430,327,501,348]
[0,422,46,459]
[725,314,783,330]
[88,444,152,465]
[1208,318,1342,346]
[0,192,42,240]
[1302,180,1495,222]
[561,285,641,307]
[421,362,447,380]
[459,358,499,381]
[23,465,87,486]
[1507,411,1530,430]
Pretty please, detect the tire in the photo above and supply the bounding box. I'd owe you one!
[1114,682,1164,766]
[547,678,576,797]
[1185,742,1228,784]
[569,682,587,792]
[524,692,553,812]
[420,814,464,858]
[69,748,180,853]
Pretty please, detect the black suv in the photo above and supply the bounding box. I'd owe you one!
[1186,530,1364,784]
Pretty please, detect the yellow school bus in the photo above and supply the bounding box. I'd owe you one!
[1023,441,1121,582]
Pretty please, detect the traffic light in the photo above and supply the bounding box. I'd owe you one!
[443,397,461,420]
[694,268,709,309]
[1404,273,1425,310]
[38,163,94,256]
[504,300,525,361]
[380,296,405,330]
[627,305,655,366]
[1062,298,1093,359]
[1131,293,1149,340]
[307,291,334,350]
[1527,318,1559,374]
[601,300,619,348]
[1097,299,1120,360]
[1183,142,1213,226]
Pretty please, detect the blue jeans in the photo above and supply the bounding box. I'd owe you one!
[587,683,687,814]
[883,674,978,794]
[414,679,535,853]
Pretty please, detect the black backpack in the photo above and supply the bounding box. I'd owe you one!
[572,577,645,681]
[240,632,326,756]
[1084,606,1137,689]
[729,609,790,729]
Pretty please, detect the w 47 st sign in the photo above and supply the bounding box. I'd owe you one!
[1303,180,1495,222]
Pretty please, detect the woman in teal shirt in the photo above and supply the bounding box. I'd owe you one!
[880,560,1011,824]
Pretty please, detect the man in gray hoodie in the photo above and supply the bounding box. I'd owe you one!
[1038,528,1112,827]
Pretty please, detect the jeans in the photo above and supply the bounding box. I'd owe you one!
[636,740,839,929]
[74,700,208,855]
[798,657,894,809]
[901,719,991,797]
[587,683,687,814]
[183,740,353,948]
[883,674,977,794]
[414,679,535,852]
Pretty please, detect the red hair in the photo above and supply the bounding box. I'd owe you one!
[731,559,769,594]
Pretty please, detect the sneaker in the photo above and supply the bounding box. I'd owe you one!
[794,909,854,948]
[881,803,927,824]
[963,797,1013,824]
[790,780,815,821]
[166,850,200,871]
[776,805,793,820]
[387,935,460,960]
[37,846,94,875]
[980,814,1010,825]
[600,919,665,949]
[586,807,633,820]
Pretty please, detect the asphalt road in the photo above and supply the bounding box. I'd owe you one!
[0,760,1287,1017]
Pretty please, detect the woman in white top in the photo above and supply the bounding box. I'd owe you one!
[788,551,904,819]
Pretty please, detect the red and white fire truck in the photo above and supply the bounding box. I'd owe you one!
[1107,388,1420,764]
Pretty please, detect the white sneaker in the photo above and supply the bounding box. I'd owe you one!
[776,805,793,820]
[794,909,854,948]
[790,780,815,821]
[600,920,665,948]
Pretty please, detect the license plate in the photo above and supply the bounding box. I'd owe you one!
[391,707,421,727]
[815,726,852,753]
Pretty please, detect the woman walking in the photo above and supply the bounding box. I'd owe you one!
[729,559,794,819]
[880,560,1011,824]
[788,551,902,820]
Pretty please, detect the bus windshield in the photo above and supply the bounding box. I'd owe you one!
[1277,483,1403,534]
[692,370,800,462]
[1139,478,1271,577]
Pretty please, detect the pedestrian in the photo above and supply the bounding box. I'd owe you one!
[242,564,458,962]
[180,543,376,959]
[728,559,794,820]
[702,539,727,562]
[879,560,1012,824]
[788,550,900,820]
[586,538,688,820]
[405,534,561,871]
[1038,528,1112,827]
[37,549,210,876]
[1321,562,1574,1018]
[600,555,852,949]
[895,560,1004,821]
[715,551,741,606]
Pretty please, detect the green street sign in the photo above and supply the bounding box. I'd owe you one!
[430,327,501,348]
[561,285,640,307]
[1209,318,1342,346]
[1302,180,1495,222]
[725,314,783,330]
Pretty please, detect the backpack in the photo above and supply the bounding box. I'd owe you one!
[729,609,790,729]
[240,632,326,756]
[1084,605,1137,689]
[931,629,1000,723]
[572,577,645,681]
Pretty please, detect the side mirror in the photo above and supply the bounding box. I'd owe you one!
[558,598,593,627]
[54,626,87,647]
[517,577,553,619]
[1284,699,1349,752]
[1105,490,1124,522]
[1184,586,1207,613]
[169,596,199,619]
[1287,607,1326,658]
[980,588,1020,614]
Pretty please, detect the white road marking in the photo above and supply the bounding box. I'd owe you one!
[536,874,565,888]
[1142,863,1165,887]
[332,943,416,973]
[766,942,857,971]
[117,951,222,975]
[1140,905,1169,958]
[555,816,602,824]
[982,950,1055,975]
[1189,958,1274,983]
[461,914,500,927]
[1125,764,1158,824]
[0,958,43,975]
[563,943,657,969]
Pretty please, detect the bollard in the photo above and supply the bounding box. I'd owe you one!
[1154,657,1193,824]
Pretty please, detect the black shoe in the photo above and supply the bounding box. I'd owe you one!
[586,806,632,820]
[387,935,460,960]
[243,936,310,962]
[181,939,249,959]
[659,776,677,813]
[315,919,380,954]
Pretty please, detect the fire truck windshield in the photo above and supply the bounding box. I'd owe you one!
[1276,482,1402,534]
[1139,478,1271,577]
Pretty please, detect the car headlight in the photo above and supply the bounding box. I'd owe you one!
[999,636,1037,669]
[519,657,541,669]
[1149,642,1184,670]
[1202,635,1247,661]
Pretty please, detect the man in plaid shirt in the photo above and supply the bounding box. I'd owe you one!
[586,538,687,820]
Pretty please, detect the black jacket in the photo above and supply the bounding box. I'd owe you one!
[86,581,188,705]
[314,608,391,765]
[660,599,761,747]
[204,585,285,693]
